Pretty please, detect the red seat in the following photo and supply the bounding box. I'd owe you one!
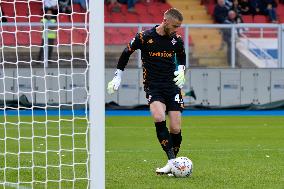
[15,26,30,32]
[58,15,70,23]
[30,31,42,45]
[147,5,162,16]
[253,15,268,23]
[29,1,43,16]
[15,2,28,16]
[139,14,153,23]
[105,15,111,23]
[30,16,42,23]
[110,12,125,23]
[105,28,118,35]
[15,17,29,23]
[124,13,139,23]
[72,28,88,44]
[1,2,15,17]
[135,3,147,15]
[279,16,284,23]
[242,15,253,23]
[118,28,131,35]
[206,4,215,16]
[105,35,112,45]
[110,32,125,45]
[72,4,84,13]
[276,4,284,16]
[2,32,16,46]
[58,29,71,44]
[71,13,86,22]
[158,2,171,12]
[16,32,30,45]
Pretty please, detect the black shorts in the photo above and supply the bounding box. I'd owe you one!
[145,85,184,112]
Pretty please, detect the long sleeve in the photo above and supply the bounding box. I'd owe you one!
[175,36,186,67]
[117,32,143,71]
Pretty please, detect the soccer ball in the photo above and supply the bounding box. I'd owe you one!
[171,157,193,177]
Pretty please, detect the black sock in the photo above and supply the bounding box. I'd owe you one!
[155,121,175,160]
[170,131,182,157]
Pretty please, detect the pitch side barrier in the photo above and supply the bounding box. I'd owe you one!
[1,94,284,110]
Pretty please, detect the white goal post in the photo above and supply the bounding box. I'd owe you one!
[0,0,104,188]
[90,0,105,189]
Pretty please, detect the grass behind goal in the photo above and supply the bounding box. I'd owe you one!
[1,115,284,188]
[0,116,89,189]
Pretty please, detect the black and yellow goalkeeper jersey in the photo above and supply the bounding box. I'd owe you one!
[117,25,186,88]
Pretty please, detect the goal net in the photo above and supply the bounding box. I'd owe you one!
[0,0,91,188]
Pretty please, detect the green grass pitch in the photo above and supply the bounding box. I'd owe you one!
[106,116,284,189]
[0,115,284,188]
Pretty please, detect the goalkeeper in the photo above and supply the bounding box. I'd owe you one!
[108,8,186,175]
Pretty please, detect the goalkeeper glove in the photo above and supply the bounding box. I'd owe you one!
[107,69,123,95]
[173,65,186,88]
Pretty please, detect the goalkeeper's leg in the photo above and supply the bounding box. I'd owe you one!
[169,111,182,157]
[150,101,175,175]
[154,111,183,175]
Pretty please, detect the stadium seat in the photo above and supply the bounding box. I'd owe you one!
[1,2,15,17]
[58,30,71,44]
[72,13,86,23]
[58,15,70,23]
[15,2,28,16]
[206,4,215,16]
[2,32,16,46]
[29,1,43,16]
[16,32,30,46]
[135,3,147,15]
[15,17,29,23]
[140,14,154,23]
[105,34,112,45]
[242,15,253,23]
[253,15,268,23]
[72,4,84,13]
[158,2,171,12]
[30,31,42,45]
[72,29,87,44]
[125,13,139,23]
[30,16,42,23]
[279,16,284,24]
[110,12,125,23]
[111,32,125,45]
[105,14,111,23]
[105,28,119,37]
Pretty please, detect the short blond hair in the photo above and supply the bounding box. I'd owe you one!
[164,8,183,22]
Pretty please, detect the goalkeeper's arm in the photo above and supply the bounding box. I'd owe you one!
[107,69,123,94]
[173,36,186,88]
[173,65,186,88]
[107,47,133,94]
[107,32,143,94]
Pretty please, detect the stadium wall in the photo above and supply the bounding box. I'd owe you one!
[1,68,284,109]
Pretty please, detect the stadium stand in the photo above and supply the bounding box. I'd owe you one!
[167,0,226,67]
[2,0,283,67]
[0,0,87,46]
[203,0,284,24]
[104,1,171,45]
